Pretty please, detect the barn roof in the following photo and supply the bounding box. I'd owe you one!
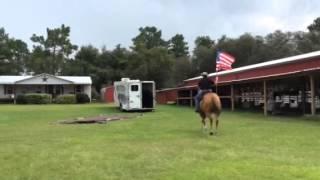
[185,50,320,81]
[0,74,92,85]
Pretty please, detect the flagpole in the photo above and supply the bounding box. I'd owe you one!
[215,51,219,95]
[215,76,218,94]
[215,83,218,94]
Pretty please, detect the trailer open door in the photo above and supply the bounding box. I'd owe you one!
[142,82,155,109]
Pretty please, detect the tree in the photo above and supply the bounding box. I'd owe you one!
[65,45,99,75]
[216,33,268,67]
[169,34,189,57]
[27,24,78,74]
[126,47,174,88]
[192,46,216,75]
[0,28,29,75]
[97,45,130,88]
[227,33,254,67]
[63,44,131,91]
[63,45,101,91]
[308,17,320,32]
[296,17,320,53]
[264,30,297,60]
[195,36,215,49]
[192,36,216,75]
[173,56,192,85]
[129,26,175,88]
[131,26,168,51]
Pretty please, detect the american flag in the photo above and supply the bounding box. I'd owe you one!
[216,51,235,71]
[215,51,235,84]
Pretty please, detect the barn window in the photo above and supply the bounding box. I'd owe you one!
[131,85,139,91]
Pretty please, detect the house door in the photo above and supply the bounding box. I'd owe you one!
[129,83,141,109]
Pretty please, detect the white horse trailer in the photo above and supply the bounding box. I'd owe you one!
[114,78,156,111]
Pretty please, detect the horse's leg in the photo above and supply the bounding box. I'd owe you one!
[208,113,214,135]
[200,113,207,132]
[210,113,218,136]
[202,118,207,132]
[216,118,219,134]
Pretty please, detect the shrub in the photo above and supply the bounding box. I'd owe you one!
[24,93,52,104]
[55,94,76,104]
[0,98,14,104]
[91,89,100,102]
[16,94,27,104]
[76,93,90,103]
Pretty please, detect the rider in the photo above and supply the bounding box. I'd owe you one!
[194,72,215,112]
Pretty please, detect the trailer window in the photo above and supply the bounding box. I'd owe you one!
[131,85,139,91]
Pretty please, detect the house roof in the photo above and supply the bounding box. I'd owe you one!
[185,50,320,81]
[0,74,92,85]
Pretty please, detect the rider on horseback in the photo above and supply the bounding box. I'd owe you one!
[194,72,215,113]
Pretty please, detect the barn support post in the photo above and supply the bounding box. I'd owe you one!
[263,80,267,116]
[176,90,179,106]
[310,75,316,116]
[231,84,234,111]
[190,89,193,107]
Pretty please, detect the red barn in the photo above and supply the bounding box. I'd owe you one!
[156,51,320,116]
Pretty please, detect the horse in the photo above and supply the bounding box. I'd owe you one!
[199,92,222,135]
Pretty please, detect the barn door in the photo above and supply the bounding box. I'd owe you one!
[129,83,141,109]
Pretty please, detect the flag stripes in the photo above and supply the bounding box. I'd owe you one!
[215,51,235,84]
[216,51,235,72]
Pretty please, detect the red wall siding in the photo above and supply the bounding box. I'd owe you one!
[156,89,178,104]
[104,86,114,103]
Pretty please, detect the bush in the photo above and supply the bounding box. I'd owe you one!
[24,93,52,104]
[16,95,27,104]
[0,98,14,104]
[55,94,76,104]
[76,93,90,103]
[91,89,100,102]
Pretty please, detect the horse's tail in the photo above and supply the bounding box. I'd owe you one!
[210,93,222,116]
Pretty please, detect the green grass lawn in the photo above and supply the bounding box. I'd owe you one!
[0,104,320,180]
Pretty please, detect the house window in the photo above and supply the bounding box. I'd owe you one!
[4,85,13,95]
[76,85,82,93]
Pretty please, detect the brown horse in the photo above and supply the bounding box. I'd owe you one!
[199,92,222,135]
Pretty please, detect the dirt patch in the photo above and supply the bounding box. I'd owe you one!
[59,114,142,124]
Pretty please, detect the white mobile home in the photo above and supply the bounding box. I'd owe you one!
[0,73,92,102]
[114,78,155,111]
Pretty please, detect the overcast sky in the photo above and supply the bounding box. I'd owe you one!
[1,0,319,50]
